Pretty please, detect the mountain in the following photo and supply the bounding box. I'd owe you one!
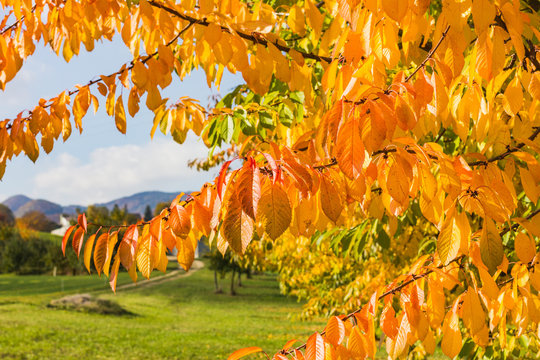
[96,191,184,215]
[14,199,63,222]
[2,195,32,214]
[1,191,187,220]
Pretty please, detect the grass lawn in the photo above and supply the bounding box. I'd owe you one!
[0,263,324,359]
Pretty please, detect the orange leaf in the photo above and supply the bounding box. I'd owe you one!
[515,232,535,263]
[258,181,292,240]
[77,213,87,232]
[84,233,97,274]
[71,227,85,259]
[119,225,138,270]
[335,117,365,180]
[236,157,261,220]
[222,192,254,254]
[305,333,325,360]
[319,174,343,223]
[62,225,76,256]
[93,233,109,276]
[282,339,299,351]
[325,316,345,346]
[109,255,121,293]
[167,205,191,239]
[227,346,263,360]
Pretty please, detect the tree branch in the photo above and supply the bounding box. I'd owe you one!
[1,23,193,131]
[468,126,540,166]
[282,208,540,356]
[148,0,333,63]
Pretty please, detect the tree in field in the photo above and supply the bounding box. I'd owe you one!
[16,210,58,232]
[2,0,540,358]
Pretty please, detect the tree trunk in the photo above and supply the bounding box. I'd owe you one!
[237,271,243,287]
[214,270,222,293]
[230,269,236,295]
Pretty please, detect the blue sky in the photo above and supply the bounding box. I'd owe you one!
[0,37,241,205]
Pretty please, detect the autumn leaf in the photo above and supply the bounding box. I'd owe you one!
[305,332,325,360]
[222,192,254,254]
[319,174,343,223]
[480,219,504,274]
[236,157,261,220]
[258,181,292,240]
[71,227,85,259]
[93,233,109,276]
[227,347,263,360]
[335,117,365,180]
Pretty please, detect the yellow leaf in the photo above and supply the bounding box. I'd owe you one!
[115,95,126,134]
[385,162,410,206]
[480,219,504,274]
[287,4,305,36]
[441,310,462,358]
[83,233,96,274]
[529,73,540,101]
[319,174,343,223]
[515,232,535,263]
[176,235,195,271]
[382,0,408,22]
[519,166,539,203]
[472,0,495,34]
[386,314,410,359]
[131,62,148,89]
[478,266,499,300]
[227,347,263,360]
[109,255,121,293]
[103,231,119,277]
[258,181,292,240]
[503,79,523,116]
[136,230,155,280]
[437,210,462,265]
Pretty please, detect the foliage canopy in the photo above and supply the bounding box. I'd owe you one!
[1,0,540,358]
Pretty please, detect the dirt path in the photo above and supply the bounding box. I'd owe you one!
[113,259,205,292]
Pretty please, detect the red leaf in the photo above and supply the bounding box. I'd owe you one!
[217,159,233,199]
[77,213,87,232]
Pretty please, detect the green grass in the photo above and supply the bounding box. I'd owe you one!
[0,264,324,359]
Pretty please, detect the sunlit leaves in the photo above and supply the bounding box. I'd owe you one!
[258,181,292,240]
[223,192,254,254]
[480,219,504,274]
[93,233,109,276]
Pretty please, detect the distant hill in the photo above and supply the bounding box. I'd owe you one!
[14,199,63,219]
[96,191,185,215]
[2,195,32,214]
[1,191,188,220]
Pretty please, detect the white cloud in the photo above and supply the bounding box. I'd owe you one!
[33,136,213,205]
